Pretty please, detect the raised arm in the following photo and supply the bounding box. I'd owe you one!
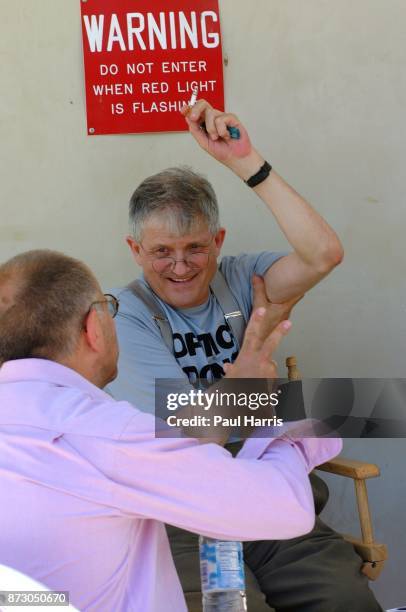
[182,100,344,303]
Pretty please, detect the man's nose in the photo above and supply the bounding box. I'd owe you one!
[172,259,190,275]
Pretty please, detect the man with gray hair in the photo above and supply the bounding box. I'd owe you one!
[0,249,341,612]
[107,100,383,611]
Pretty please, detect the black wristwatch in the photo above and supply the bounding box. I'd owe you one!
[245,161,272,188]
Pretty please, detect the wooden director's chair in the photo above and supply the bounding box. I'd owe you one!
[286,356,388,581]
[184,358,388,612]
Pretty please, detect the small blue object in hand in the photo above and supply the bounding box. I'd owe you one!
[227,126,241,139]
[199,122,241,140]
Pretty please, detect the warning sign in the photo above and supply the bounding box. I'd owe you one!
[80,0,225,135]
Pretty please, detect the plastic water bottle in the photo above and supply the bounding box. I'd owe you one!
[199,536,247,611]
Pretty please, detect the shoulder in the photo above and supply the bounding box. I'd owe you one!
[112,283,150,317]
[49,385,142,440]
[109,282,163,337]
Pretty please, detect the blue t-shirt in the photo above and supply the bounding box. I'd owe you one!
[106,252,286,414]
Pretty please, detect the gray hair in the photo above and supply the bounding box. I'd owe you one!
[129,166,220,241]
[0,250,98,366]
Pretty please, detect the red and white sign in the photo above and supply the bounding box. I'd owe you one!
[80,0,225,135]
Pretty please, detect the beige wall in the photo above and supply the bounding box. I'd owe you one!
[1,1,405,607]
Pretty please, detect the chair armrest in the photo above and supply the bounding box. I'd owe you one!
[316,457,388,580]
[344,536,388,563]
[316,457,380,480]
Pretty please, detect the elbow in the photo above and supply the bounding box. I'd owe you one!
[331,239,345,267]
[280,501,316,539]
[214,487,317,542]
[225,505,316,542]
[275,505,315,540]
[257,506,315,542]
[266,476,317,539]
[316,239,344,275]
[253,487,316,541]
[295,507,316,537]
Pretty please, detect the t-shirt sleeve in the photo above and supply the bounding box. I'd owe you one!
[105,288,193,415]
[219,251,289,322]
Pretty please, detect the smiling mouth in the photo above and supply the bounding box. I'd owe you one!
[166,273,199,284]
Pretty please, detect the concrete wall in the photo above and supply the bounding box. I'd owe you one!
[1,1,405,607]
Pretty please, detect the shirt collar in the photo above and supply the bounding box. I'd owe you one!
[0,358,112,403]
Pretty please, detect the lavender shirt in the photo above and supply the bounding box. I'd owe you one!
[0,359,341,612]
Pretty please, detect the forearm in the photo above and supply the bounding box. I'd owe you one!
[115,424,326,540]
[184,99,342,271]
[226,149,344,271]
[194,439,318,541]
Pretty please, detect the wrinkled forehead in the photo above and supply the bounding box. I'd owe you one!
[140,211,212,246]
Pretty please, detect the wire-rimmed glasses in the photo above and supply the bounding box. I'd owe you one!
[89,294,119,318]
[140,239,214,274]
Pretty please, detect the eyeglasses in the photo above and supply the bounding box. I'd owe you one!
[140,239,214,274]
[89,294,119,318]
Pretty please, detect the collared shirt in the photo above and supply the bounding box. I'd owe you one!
[0,359,342,612]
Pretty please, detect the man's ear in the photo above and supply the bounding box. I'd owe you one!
[126,235,142,265]
[214,228,226,256]
[83,308,104,353]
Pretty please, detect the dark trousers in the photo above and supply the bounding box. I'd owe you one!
[167,456,383,612]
